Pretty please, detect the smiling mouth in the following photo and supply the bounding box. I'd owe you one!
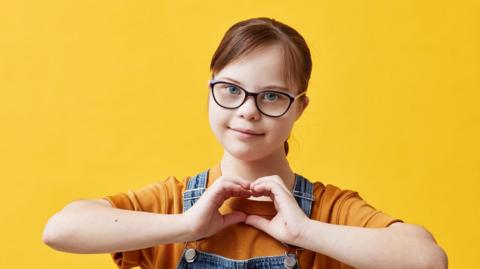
[228,127,265,136]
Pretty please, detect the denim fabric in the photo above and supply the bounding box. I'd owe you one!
[177,169,314,269]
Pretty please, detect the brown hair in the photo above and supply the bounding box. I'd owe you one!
[210,17,312,156]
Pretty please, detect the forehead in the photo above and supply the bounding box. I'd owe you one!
[214,45,290,92]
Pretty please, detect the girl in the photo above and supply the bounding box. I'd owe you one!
[43,17,447,269]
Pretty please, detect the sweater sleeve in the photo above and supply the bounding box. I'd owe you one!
[315,183,403,228]
[335,191,403,228]
[102,176,184,268]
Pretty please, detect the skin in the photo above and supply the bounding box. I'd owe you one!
[184,43,448,268]
[41,42,447,268]
[208,44,309,193]
[184,43,310,241]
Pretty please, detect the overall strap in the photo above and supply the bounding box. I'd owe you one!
[292,173,315,218]
[182,170,208,212]
[282,173,315,256]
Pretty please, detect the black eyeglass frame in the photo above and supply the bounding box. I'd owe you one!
[208,79,307,117]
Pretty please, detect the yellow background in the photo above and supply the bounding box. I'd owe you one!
[1,0,478,268]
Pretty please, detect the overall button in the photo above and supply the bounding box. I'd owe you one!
[185,248,197,263]
[284,255,296,269]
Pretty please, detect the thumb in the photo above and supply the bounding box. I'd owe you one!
[245,214,270,232]
[222,210,247,228]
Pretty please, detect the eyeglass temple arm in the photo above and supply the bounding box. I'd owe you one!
[293,91,307,99]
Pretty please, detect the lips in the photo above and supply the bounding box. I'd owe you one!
[229,127,264,135]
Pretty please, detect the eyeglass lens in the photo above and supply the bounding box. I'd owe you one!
[212,82,291,117]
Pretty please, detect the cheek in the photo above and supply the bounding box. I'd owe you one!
[277,122,293,139]
[270,118,295,141]
[208,98,228,132]
[256,119,290,147]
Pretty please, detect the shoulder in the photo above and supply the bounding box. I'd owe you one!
[311,181,359,208]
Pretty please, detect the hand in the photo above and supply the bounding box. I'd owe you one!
[182,175,252,241]
[245,175,311,246]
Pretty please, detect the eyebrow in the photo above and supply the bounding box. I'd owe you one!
[217,76,290,92]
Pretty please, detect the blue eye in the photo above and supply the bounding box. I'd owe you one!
[227,86,241,95]
[263,92,279,101]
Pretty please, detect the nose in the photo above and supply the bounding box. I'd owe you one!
[237,95,261,120]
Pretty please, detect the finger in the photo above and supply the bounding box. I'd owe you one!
[226,181,252,198]
[222,210,247,228]
[245,214,270,232]
[250,184,273,199]
[251,176,289,193]
[219,181,251,200]
[207,181,251,207]
[251,184,280,210]
[251,181,292,205]
[217,175,251,189]
[250,181,270,196]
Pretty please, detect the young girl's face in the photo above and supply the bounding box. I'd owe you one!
[208,44,308,162]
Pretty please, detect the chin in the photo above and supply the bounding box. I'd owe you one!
[224,143,271,162]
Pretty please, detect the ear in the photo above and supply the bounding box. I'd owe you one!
[303,96,309,110]
[295,96,309,121]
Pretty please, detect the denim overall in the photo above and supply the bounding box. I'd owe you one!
[176,169,315,269]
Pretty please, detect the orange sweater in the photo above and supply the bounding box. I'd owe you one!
[104,163,403,269]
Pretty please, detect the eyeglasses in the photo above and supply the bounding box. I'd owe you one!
[209,79,306,117]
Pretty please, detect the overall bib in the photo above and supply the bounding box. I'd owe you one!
[176,169,315,269]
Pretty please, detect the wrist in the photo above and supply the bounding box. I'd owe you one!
[177,213,194,242]
[292,218,313,247]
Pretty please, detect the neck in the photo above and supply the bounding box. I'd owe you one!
[220,146,295,193]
